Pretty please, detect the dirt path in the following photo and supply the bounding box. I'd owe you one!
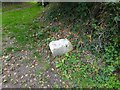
[2,33,72,88]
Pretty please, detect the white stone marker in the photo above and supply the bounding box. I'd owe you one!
[49,38,73,56]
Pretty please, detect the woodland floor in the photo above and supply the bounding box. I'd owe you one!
[1,3,105,88]
[2,3,72,88]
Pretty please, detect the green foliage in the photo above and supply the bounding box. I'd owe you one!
[49,2,120,88]
[56,53,96,88]
[36,31,44,39]
[5,47,21,53]
[56,48,120,88]
[104,45,120,67]
[49,26,60,32]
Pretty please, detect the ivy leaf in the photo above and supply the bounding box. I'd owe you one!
[56,62,62,68]
[114,16,120,22]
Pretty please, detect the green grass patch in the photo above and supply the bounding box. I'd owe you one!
[2,4,44,45]
[2,2,35,12]
[5,47,21,53]
[2,4,41,25]
[0,9,1,13]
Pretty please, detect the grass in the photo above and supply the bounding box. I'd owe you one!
[2,4,40,25]
[2,2,34,12]
[5,47,21,53]
[2,3,44,46]
[2,3,52,87]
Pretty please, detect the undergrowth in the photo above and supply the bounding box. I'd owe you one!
[2,2,120,88]
[44,2,120,88]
